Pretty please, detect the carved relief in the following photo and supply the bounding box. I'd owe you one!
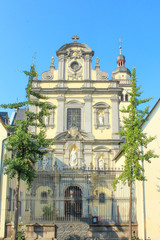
[41,70,54,81]
[96,69,109,80]
[67,48,83,59]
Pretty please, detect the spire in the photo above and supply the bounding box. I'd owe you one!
[119,39,122,55]
[117,39,125,67]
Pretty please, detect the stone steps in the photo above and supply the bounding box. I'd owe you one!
[55,222,89,240]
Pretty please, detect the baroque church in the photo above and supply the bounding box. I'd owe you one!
[0,36,139,239]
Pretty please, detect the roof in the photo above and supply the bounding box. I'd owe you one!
[113,66,131,76]
[12,108,26,125]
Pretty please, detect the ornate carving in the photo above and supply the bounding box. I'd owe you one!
[67,48,83,59]
[41,70,53,81]
[96,69,109,80]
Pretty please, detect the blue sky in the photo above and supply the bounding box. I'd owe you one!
[0,0,160,117]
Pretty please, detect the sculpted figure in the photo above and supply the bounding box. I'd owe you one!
[70,148,77,167]
[99,156,104,170]
[42,155,49,170]
[99,112,103,125]
[44,115,49,125]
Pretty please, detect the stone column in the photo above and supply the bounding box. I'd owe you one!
[57,95,65,133]
[111,95,120,139]
[84,96,92,133]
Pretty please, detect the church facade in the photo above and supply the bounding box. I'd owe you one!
[1,37,139,239]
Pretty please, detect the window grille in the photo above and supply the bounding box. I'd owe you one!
[67,108,81,130]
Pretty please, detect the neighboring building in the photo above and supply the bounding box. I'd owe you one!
[0,112,9,239]
[136,99,160,240]
[2,37,140,239]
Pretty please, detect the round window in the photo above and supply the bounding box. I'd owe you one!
[70,61,81,71]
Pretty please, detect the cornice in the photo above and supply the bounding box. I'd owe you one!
[34,88,122,95]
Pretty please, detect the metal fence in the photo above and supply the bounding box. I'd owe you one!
[5,169,137,225]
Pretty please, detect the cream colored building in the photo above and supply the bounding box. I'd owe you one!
[136,99,160,240]
[1,37,141,239]
[0,113,9,239]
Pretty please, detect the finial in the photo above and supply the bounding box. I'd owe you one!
[96,57,99,64]
[119,38,122,55]
[51,56,54,64]
[95,56,100,69]
[72,34,79,43]
[50,56,55,69]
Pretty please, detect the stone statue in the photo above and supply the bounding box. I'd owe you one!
[42,155,49,170]
[99,156,104,170]
[99,112,103,125]
[44,115,49,125]
[70,148,77,167]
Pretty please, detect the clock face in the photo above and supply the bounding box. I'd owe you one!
[70,60,81,72]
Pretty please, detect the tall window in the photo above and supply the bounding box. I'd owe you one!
[99,192,106,203]
[40,191,48,204]
[67,108,81,130]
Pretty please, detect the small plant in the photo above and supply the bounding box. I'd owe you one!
[42,205,56,220]
[16,224,26,240]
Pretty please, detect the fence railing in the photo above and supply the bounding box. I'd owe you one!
[5,169,137,225]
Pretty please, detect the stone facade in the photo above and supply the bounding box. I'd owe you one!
[1,37,137,240]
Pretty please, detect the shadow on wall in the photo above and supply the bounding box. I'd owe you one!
[156,177,160,192]
[54,157,69,169]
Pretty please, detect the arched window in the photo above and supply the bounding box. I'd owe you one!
[40,191,48,204]
[125,94,129,101]
[67,108,81,130]
[121,94,124,101]
[99,193,106,203]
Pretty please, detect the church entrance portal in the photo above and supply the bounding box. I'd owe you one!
[65,186,82,219]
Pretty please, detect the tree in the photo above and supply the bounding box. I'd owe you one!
[113,68,157,240]
[1,65,55,240]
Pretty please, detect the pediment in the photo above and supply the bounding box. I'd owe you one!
[93,146,110,152]
[93,102,110,109]
[55,127,94,141]
[56,43,94,56]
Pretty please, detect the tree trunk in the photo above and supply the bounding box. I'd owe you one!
[129,180,132,240]
[13,174,21,240]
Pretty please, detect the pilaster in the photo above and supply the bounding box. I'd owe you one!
[84,96,92,133]
[58,54,65,80]
[111,95,120,139]
[84,55,92,80]
[57,95,65,133]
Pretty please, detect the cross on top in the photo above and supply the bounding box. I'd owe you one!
[72,34,79,43]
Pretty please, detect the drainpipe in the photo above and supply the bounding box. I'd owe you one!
[141,145,146,240]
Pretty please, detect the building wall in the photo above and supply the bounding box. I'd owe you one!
[136,100,160,240]
[0,120,8,239]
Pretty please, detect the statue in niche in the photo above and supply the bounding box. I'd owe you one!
[99,156,104,170]
[44,115,49,125]
[70,148,77,167]
[42,155,49,170]
[98,112,104,125]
